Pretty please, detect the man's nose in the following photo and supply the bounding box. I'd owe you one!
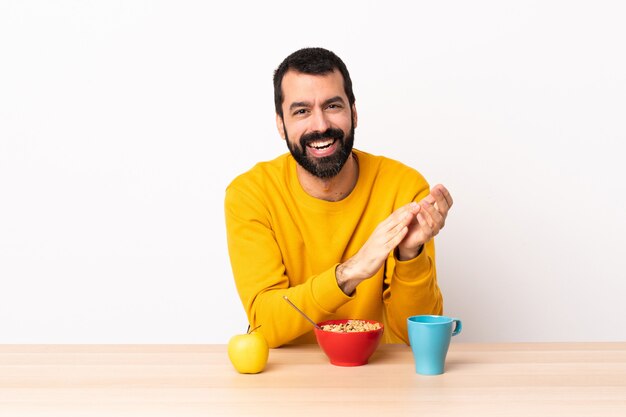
[310,109,330,132]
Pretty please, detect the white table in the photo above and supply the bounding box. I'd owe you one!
[1,343,625,416]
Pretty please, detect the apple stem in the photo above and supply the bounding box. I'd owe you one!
[248,325,262,334]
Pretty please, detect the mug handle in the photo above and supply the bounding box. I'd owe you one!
[451,319,462,336]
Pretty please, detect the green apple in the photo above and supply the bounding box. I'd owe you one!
[228,326,269,374]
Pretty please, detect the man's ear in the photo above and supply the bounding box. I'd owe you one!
[276,113,286,140]
[352,103,358,129]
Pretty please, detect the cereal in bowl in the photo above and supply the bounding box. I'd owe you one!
[321,320,381,333]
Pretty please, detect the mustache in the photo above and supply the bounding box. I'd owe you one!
[299,128,345,149]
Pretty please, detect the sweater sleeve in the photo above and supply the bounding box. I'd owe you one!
[224,183,352,348]
[382,239,443,344]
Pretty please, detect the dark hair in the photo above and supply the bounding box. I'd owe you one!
[273,47,355,118]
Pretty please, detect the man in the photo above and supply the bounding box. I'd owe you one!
[225,47,453,348]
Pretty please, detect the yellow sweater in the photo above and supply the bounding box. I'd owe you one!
[225,149,443,348]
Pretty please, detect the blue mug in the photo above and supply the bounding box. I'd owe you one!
[407,315,462,375]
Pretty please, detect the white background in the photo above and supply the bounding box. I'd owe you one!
[1,1,625,343]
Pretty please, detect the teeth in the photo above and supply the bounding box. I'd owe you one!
[308,139,334,149]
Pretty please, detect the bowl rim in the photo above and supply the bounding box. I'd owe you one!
[315,319,384,334]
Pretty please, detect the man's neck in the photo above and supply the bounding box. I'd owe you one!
[296,153,359,202]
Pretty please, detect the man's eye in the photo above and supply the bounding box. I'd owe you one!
[293,109,307,116]
[327,104,342,110]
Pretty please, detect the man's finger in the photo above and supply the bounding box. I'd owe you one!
[416,212,433,238]
[385,203,419,228]
[379,206,414,236]
[432,188,450,216]
[386,225,408,248]
[434,184,453,209]
[423,201,443,225]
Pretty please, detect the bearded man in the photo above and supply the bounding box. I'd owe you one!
[225,47,453,347]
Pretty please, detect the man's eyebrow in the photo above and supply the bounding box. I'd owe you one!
[289,101,310,111]
[323,96,346,106]
[288,96,346,111]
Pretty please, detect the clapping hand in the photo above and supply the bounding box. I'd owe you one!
[336,184,453,294]
[397,184,453,260]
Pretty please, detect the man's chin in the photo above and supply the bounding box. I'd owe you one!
[304,156,346,178]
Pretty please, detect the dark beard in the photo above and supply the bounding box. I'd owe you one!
[285,124,355,179]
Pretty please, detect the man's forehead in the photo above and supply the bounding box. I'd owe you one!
[282,69,346,102]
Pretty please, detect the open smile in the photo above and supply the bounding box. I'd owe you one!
[306,138,339,157]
